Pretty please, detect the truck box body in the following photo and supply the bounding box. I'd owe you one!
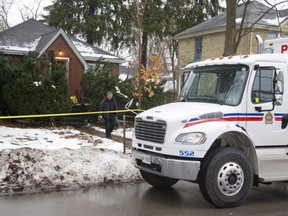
[264,37,288,53]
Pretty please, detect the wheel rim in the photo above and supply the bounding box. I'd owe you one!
[217,162,244,196]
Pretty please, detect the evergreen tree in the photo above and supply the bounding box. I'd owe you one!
[0,53,16,115]
[44,0,122,46]
[0,52,71,117]
[81,62,118,111]
[44,0,221,62]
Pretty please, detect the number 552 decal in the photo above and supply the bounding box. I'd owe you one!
[179,150,195,157]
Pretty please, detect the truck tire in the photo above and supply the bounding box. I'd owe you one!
[140,170,179,187]
[198,147,253,208]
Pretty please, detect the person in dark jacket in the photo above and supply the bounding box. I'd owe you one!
[99,91,117,139]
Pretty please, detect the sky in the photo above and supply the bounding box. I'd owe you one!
[0,124,141,195]
[8,0,52,26]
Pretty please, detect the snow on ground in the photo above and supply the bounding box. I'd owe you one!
[0,124,141,195]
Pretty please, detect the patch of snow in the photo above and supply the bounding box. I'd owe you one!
[164,80,174,92]
[33,81,42,87]
[93,126,134,140]
[0,125,140,195]
[119,73,132,81]
[72,40,117,59]
[0,37,40,52]
[235,18,243,24]
[115,86,128,98]
[263,17,288,26]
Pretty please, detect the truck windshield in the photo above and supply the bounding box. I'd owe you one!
[178,64,249,106]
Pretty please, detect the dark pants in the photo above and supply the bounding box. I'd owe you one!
[104,117,116,138]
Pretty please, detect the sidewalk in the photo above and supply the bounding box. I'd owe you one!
[79,126,132,149]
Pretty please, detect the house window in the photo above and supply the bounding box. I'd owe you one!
[268,32,278,40]
[194,37,203,62]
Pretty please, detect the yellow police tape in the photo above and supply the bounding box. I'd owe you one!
[0,109,143,120]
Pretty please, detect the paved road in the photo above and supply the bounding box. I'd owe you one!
[1,181,288,216]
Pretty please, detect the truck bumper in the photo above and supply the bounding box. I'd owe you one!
[132,149,201,181]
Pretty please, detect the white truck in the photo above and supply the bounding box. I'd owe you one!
[132,35,288,208]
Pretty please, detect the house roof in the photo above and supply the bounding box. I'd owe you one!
[0,19,125,64]
[70,36,124,63]
[174,1,288,39]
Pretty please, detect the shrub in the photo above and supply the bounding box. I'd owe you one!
[81,62,119,111]
[0,52,71,117]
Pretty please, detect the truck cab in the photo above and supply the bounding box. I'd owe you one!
[132,52,288,207]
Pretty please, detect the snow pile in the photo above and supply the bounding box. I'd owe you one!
[0,125,141,195]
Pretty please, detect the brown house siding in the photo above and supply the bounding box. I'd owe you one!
[111,64,120,77]
[40,35,85,102]
[86,60,120,78]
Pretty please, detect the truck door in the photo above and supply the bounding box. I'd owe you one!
[246,64,286,146]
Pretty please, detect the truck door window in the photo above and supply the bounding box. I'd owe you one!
[251,68,273,104]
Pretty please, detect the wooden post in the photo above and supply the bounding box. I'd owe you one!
[123,114,126,154]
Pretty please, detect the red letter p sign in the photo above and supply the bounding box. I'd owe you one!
[281,45,288,53]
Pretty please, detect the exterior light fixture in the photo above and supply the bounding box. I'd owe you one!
[58,49,63,56]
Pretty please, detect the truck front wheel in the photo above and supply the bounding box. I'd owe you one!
[140,170,179,187]
[199,148,253,208]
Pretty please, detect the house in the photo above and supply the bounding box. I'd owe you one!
[174,1,288,92]
[0,19,125,103]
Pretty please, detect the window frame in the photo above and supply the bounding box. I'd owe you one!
[194,37,203,62]
[251,66,276,104]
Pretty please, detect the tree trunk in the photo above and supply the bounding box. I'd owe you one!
[141,31,148,67]
[86,3,95,45]
[224,0,237,56]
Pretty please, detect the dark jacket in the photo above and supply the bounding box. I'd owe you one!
[99,97,117,119]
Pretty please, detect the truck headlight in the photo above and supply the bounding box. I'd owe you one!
[175,132,206,145]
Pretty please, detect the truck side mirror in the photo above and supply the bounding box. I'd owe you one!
[281,115,288,129]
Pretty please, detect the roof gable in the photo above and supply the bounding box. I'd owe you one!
[40,29,89,70]
[174,1,288,39]
[36,30,59,53]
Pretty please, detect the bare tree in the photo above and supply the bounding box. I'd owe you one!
[18,0,42,21]
[262,0,288,35]
[0,0,14,30]
[224,0,288,56]
[0,0,46,31]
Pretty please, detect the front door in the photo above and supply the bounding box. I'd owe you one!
[55,57,69,80]
[245,62,288,181]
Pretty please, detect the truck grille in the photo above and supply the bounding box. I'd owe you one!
[135,118,167,144]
